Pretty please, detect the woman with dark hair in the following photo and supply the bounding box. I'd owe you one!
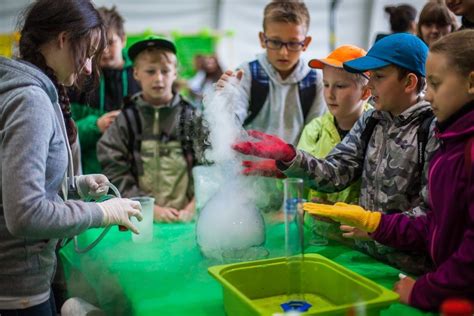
[0,1,142,314]
[417,1,458,47]
[375,4,418,42]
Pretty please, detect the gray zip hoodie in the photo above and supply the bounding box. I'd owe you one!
[0,57,103,296]
[236,53,326,145]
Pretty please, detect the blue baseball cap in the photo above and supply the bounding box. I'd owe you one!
[343,33,428,77]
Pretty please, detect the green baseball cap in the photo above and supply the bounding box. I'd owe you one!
[128,35,177,61]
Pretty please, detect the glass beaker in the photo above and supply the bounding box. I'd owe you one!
[130,196,155,243]
[283,178,305,302]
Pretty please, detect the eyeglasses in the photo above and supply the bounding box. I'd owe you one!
[263,35,306,51]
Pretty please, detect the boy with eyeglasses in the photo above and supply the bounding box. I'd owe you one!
[216,0,326,145]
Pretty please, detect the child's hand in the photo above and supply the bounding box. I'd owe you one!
[393,275,415,305]
[97,110,121,133]
[215,69,244,89]
[340,225,372,240]
[177,199,195,222]
[178,209,194,222]
[232,130,296,162]
[303,202,382,233]
[241,159,286,178]
[153,205,179,223]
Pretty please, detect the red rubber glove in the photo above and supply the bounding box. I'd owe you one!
[242,159,286,178]
[232,130,296,162]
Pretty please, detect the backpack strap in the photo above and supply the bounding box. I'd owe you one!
[244,60,269,126]
[177,99,197,177]
[122,96,144,182]
[416,110,435,173]
[360,113,380,158]
[298,69,318,120]
[245,60,318,126]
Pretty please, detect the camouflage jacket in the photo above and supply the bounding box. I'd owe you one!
[281,100,439,274]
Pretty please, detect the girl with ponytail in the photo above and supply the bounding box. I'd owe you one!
[0,1,143,314]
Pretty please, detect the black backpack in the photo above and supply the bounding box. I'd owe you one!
[244,60,318,126]
[121,96,196,182]
[360,109,435,174]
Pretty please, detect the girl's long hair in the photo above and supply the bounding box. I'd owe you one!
[18,0,106,144]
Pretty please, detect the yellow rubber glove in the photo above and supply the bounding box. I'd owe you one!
[303,202,381,233]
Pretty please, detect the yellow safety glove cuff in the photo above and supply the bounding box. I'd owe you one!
[303,202,381,233]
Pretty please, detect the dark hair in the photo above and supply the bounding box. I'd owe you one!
[384,4,417,33]
[430,29,474,76]
[417,1,458,42]
[396,66,426,94]
[263,0,310,33]
[18,0,106,144]
[98,6,125,39]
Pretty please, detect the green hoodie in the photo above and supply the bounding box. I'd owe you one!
[70,52,140,174]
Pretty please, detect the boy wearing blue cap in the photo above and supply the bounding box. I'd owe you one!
[232,33,439,274]
[97,36,206,223]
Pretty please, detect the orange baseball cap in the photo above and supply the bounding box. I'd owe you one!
[308,45,367,69]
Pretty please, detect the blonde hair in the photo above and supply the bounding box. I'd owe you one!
[351,73,369,86]
[263,0,310,33]
[134,47,177,68]
[323,66,368,87]
[429,29,474,76]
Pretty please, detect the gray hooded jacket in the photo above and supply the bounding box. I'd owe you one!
[235,53,326,145]
[0,57,103,297]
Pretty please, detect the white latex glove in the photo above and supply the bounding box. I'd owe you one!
[75,174,109,199]
[98,198,143,234]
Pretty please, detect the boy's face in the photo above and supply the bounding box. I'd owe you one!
[322,66,369,119]
[133,52,177,105]
[445,0,474,16]
[100,29,126,69]
[425,52,474,122]
[259,21,311,79]
[367,66,410,115]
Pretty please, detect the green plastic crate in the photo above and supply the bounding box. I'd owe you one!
[209,254,399,316]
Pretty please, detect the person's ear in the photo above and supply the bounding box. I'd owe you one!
[259,32,266,49]
[121,34,127,48]
[404,73,418,93]
[133,66,139,81]
[57,31,68,49]
[466,71,474,95]
[302,36,312,52]
[410,21,417,34]
[361,84,371,101]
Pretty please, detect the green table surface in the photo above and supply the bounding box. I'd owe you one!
[59,222,437,316]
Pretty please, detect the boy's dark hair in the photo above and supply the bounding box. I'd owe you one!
[18,0,106,144]
[417,1,458,41]
[396,66,426,94]
[263,0,310,33]
[384,4,417,33]
[98,6,125,38]
[430,29,474,76]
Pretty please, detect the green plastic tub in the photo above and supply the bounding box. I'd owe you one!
[209,254,399,316]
